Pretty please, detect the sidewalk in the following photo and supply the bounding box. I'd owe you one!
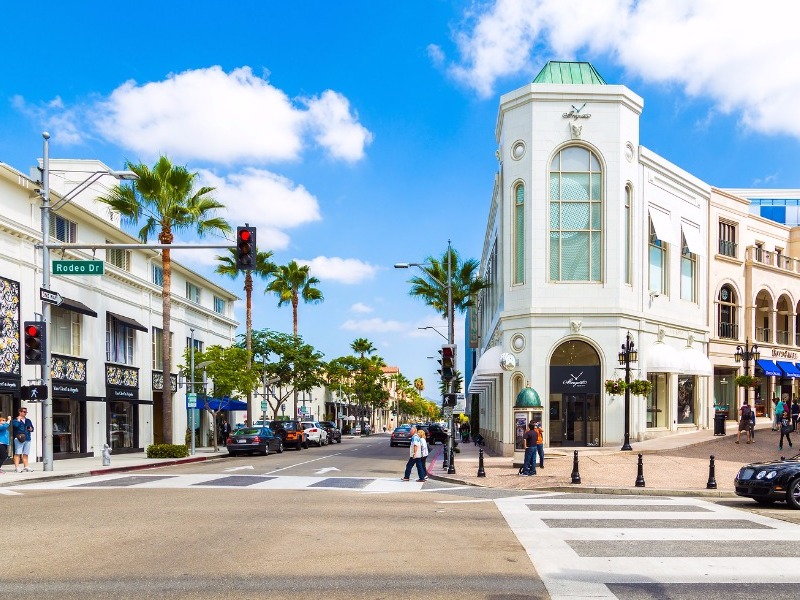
[427,420,795,497]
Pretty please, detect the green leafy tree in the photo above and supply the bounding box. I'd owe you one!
[99,156,230,444]
[216,248,276,423]
[350,337,376,358]
[265,260,324,337]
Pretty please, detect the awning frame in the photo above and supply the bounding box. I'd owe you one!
[59,297,98,318]
[648,206,678,246]
[755,359,781,377]
[107,311,148,332]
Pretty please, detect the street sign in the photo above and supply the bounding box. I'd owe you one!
[52,260,104,275]
[187,393,197,408]
[260,400,268,411]
[443,407,454,419]
[21,384,48,400]
[39,288,63,306]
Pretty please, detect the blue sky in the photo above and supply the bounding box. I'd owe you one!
[3,1,800,398]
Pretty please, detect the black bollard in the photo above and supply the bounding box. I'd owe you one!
[442,443,449,469]
[447,447,456,474]
[571,450,581,484]
[634,453,646,487]
[477,448,486,477]
[706,455,717,489]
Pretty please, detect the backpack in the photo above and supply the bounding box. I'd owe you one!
[741,404,751,419]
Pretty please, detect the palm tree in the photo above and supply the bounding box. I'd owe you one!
[350,337,376,358]
[99,156,230,444]
[216,248,276,424]
[414,377,425,393]
[265,260,323,337]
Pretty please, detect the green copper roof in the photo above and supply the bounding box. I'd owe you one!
[515,387,542,408]
[533,61,606,85]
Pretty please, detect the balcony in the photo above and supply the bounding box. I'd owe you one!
[718,322,738,340]
[718,239,737,258]
[777,330,792,345]
[745,245,800,273]
[756,327,771,343]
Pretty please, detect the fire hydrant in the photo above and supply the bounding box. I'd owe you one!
[102,443,111,466]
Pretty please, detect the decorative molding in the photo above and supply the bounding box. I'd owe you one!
[105,363,139,388]
[152,370,178,392]
[570,320,582,334]
[0,276,20,376]
[51,355,87,383]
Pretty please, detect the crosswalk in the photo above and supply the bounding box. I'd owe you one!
[495,493,800,599]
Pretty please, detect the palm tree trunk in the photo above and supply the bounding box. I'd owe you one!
[161,245,173,444]
[245,272,253,425]
[292,293,298,417]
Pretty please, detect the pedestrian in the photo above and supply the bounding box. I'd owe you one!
[0,415,11,474]
[775,397,786,431]
[520,420,537,476]
[12,406,34,473]
[749,401,757,442]
[402,426,424,481]
[779,412,793,451]
[735,401,752,444]
[533,421,545,469]
[417,428,429,481]
[220,420,232,446]
[791,399,799,432]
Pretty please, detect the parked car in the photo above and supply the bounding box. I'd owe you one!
[734,453,800,508]
[319,421,342,444]
[301,421,329,447]
[390,426,413,447]
[425,423,449,445]
[268,420,308,450]
[227,427,284,456]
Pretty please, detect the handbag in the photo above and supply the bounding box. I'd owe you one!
[15,433,26,443]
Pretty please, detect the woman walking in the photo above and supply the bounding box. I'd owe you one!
[0,415,10,474]
[779,412,793,451]
[417,429,429,482]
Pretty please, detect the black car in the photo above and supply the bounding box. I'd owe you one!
[319,421,342,444]
[227,427,284,456]
[734,453,800,509]
[423,424,449,445]
[390,426,412,447]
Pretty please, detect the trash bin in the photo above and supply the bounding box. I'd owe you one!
[713,412,727,436]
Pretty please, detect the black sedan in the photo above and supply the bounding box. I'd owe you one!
[227,427,284,456]
[734,453,800,509]
[319,421,342,444]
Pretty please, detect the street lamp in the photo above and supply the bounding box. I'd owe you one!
[618,331,638,451]
[38,132,139,472]
[735,338,760,411]
[418,326,448,341]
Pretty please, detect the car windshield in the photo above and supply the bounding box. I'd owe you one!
[274,422,297,431]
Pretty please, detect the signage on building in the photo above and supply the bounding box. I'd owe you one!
[107,385,139,400]
[187,393,197,408]
[52,382,86,400]
[550,366,600,394]
[562,103,591,120]
[0,376,20,392]
[52,260,104,275]
[771,348,798,360]
[40,288,63,306]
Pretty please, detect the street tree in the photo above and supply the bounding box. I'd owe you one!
[100,156,230,444]
[350,337,376,358]
[265,260,323,337]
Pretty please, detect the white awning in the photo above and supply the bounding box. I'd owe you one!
[648,206,678,246]
[646,342,680,373]
[467,346,503,394]
[681,221,706,257]
[679,346,713,376]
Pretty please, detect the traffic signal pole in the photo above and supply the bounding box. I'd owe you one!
[41,133,53,471]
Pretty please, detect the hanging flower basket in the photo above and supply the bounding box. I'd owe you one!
[734,374,760,388]
[604,378,626,395]
[627,379,653,397]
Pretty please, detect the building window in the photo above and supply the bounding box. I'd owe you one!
[49,215,77,243]
[106,315,135,365]
[186,337,204,353]
[646,372,667,428]
[624,184,632,285]
[106,243,131,271]
[151,264,163,287]
[213,296,226,314]
[152,327,173,370]
[717,285,738,339]
[648,219,666,295]
[680,233,696,302]
[186,282,200,304]
[549,146,602,282]
[51,307,81,356]
[677,376,696,425]
[513,183,525,284]
[754,242,765,263]
[718,221,737,257]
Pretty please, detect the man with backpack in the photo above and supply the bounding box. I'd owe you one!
[735,400,752,444]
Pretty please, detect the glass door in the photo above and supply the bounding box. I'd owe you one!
[562,394,586,446]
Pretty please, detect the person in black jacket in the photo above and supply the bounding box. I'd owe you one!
[220,420,232,446]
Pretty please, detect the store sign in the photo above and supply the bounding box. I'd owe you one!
[52,383,86,400]
[0,376,20,392]
[550,366,600,393]
[107,385,139,400]
[771,348,798,360]
[562,103,591,120]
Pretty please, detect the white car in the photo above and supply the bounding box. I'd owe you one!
[301,421,329,446]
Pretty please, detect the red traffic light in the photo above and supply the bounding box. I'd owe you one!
[25,324,41,337]
[239,229,252,242]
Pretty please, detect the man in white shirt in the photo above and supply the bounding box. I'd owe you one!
[402,426,422,481]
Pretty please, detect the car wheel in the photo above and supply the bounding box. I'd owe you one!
[787,477,800,510]
[390,443,396,447]
[260,445,269,456]
[277,441,283,453]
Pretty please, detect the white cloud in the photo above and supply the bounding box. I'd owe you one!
[446,0,800,138]
[298,256,379,284]
[76,65,372,164]
[350,302,374,314]
[341,318,407,333]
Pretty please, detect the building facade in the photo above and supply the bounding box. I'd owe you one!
[0,157,238,459]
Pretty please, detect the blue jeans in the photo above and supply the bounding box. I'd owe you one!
[404,457,424,479]
[536,443,545,468]
[522,447,537,475]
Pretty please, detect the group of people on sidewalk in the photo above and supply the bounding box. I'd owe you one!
[520,420,544,476]
[736,398,795,451]
[0,407,35,474]
[401,426,429,482]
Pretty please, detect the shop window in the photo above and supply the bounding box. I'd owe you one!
[677,375,696,425]
[53,398,80,453]
[647,373,667,428]
[108,401,135,449]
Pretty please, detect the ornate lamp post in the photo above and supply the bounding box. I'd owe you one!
[618,331,638,451]
[734,339,760,410]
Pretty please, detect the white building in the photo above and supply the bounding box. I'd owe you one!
[0,156,238,459]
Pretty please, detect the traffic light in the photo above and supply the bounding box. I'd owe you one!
[438,344,456,382]
[442,393,457,407]
[21,385,48,400]
[236,225,256,270]
[23,321,46,366]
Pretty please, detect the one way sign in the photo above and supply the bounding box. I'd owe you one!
[21,385,48,400]
[40,288,63,306]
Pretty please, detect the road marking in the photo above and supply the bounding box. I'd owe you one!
[224,465,255,472]
[0,488,22,496]
[434,499,493,504]
[314,467,340,474]
[261,452,345,475]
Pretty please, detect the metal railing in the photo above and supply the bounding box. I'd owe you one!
[718,239,737,258]
[718,322,738,339]
[756,327,771,343]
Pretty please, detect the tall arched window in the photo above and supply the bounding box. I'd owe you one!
[717,285,738,339]
[549,146,602,281]
[514,183,525,284]
[624,184,632,285]
[680,232,696,302]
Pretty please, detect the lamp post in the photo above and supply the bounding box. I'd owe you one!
[38,132,138,471]
[734,338,760,412]
[618,331,638,451]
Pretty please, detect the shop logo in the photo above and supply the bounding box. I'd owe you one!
[563,371,588,387]
[563,103,591,120]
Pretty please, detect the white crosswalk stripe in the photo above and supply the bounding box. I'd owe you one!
[495,493,800,599]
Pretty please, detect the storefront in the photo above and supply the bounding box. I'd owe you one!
[0,276,21,418]
[548,340,601,447]
[106,364,142,453]
[50,355,91,458]
[755,359,781,416]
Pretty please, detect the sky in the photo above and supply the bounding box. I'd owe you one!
[3,0,800,399]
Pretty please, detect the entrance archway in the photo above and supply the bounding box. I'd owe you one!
[549,340,601,447]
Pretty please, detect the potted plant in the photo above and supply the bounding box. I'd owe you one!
[628,379,653,397]
[734,374,760,388]
[604,378,626,395]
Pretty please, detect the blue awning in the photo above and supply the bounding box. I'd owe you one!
[186,396,248,411]
[776,361,800,378]
[755,359,781,377]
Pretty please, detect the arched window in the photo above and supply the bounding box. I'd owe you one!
[624,184,632,285]
[514,183,525,284]
[717,285,738,339]
[648,219,666,294]
[549,147,602,281]
[680,233,696,302]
